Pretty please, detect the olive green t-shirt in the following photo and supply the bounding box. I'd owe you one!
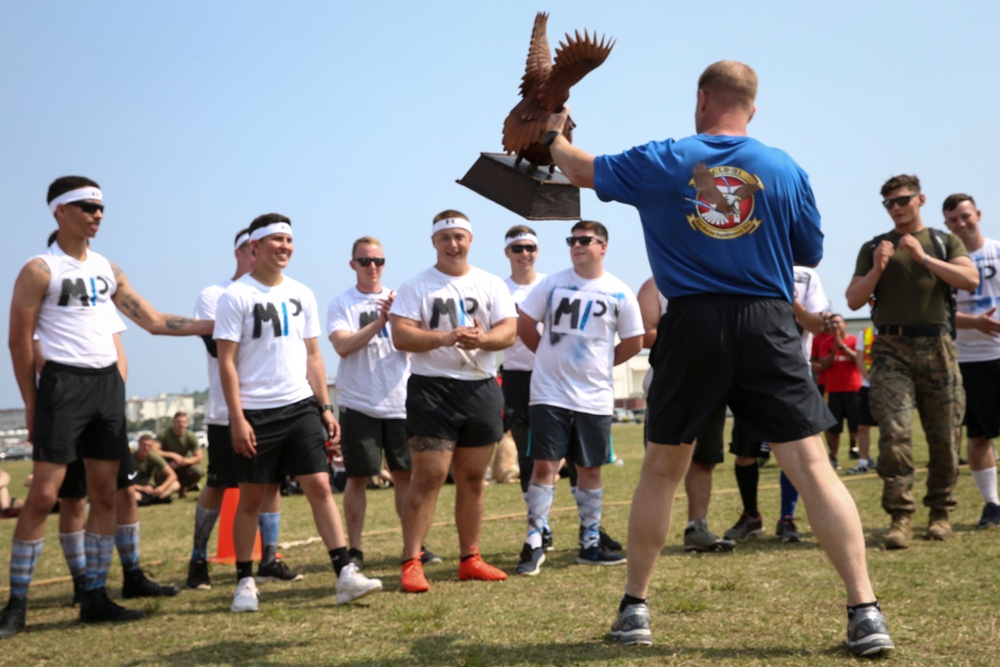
[133,451,169,487]
[853,228,966,326]
[157,428,199,457]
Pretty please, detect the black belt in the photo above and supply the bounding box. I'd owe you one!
[876,324,948,337]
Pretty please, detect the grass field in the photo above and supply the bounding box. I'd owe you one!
[0,422,997,666]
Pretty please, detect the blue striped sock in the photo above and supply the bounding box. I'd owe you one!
[115,523,140,573]
[59,531,86,579]
[9,538,44,598]
[84,532,115,591]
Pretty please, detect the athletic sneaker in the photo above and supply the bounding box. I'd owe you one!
[401,558,430,593]
[846,606,895,656]
[186,557,211,590]
[122,568,181,598]
[458,553,508,581]
[255,558,304,583]
[829,455,841,471]
[541,526,554,552]
[335,562,382,604]
[515,543,546,576]
[420,546,443,565]
[846,460,871,475]
[0,597,27,639]
[578,525,623,551]
[849,446,860,459]
[80,588,145,624]
[576,546,626,566]
[683,519,735,553]
[776,516,802,543]
[347,548,365,570]
[610,602,653,646]
[230,576,259,612]
[724,512,764,542]
[977,502,1000,529]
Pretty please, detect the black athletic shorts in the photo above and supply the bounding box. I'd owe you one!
[405,374,504,447]
[502,370,532,424]
[692,406,725,466]
[959,359,1000,439]
[647,295,835,446]
[826,391,860,434]
[206,423,240,489]
[237,398,330,484]
[58,435,136,499]
[340,407,409,477]
[34,362,128,464]
[527,405,613,468]
[727,418,769,458]
[857,386,878,427]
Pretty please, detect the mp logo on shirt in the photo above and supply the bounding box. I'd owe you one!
[58,276,110,307]
[253,298,302,338]
[359,310,389,338]
[549,288,616,339]
[430,296,479,329]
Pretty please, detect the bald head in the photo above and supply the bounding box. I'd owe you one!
[698,60,757,115]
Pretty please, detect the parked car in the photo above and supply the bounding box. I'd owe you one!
[0,443,32,461]
[612,408,634,423]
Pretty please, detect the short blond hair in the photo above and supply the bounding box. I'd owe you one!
[698,60,757,113]
[351,236,382,257]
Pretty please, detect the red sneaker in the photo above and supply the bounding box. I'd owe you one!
[457,553,508,581]
[400,558,429,593]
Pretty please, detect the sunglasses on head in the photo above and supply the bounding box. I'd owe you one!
[353,257,385,267]
[69,201,104,214]
[509,244,537,254]
[882,194,919,210]
[565,235,603,247]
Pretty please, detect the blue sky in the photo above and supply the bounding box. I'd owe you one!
[2,1,998,408]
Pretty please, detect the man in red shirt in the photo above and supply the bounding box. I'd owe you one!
[817,314,862,469]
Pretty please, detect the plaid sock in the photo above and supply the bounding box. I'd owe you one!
[9,538,44,598]
[84,532,114,591]
[59,530,87,580]
[115,522,140,573]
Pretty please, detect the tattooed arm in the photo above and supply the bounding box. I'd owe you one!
[8,259,49,441]
[111,264,213,336]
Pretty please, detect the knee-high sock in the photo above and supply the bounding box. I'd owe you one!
[972,467,1000,506]
[59,530,86,580]
[115,522,140,573]
[525,483,554,549]
[576,487,603,549]
[84,532,115,591]
[779,471,799,518]
[734,463,759,516]
[258,512,281,565]
[9,538,44,598]
[192,503,220,561]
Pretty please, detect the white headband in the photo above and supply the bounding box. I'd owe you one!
[234,232,250,248]
[432,217,473,236]
[49,187,103,213]
[249,221,292,242]
[505,232,538,248]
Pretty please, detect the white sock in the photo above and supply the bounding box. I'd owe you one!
[971,467,1000,505]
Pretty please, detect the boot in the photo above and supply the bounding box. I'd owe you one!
[884,513,912,550]
[80,587,145,624]
[926,509,953,541]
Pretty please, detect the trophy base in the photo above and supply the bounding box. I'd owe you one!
[457,152,580,221]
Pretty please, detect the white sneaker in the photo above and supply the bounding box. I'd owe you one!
[231,576,259,612]
[336,562,382,605]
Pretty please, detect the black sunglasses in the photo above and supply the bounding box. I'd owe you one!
[353,257,385,267]
[509,244,537,254]
[565,235,603,247]
[69,201,104,214]
[882,194,918,210]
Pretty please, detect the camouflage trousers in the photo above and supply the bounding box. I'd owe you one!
[869,334,964,515]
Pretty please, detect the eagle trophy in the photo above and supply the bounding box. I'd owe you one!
[502,12,614,172]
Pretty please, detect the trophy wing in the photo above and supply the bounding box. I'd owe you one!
[503,13,554,154]
[537,29,614,112]
[519,12,552,99]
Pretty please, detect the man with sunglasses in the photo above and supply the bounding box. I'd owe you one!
[513,221,643,575]
[847,175,977,549]
[328,237,440,570]
[389,210,516,592]
[545,61,895,656]
[2,176,213,638]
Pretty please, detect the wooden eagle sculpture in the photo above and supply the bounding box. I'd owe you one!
[502,12,614,172]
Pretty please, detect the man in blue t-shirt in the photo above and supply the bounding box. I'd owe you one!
[545,60,893,657]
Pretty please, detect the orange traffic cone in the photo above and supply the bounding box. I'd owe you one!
[211,487,262,564]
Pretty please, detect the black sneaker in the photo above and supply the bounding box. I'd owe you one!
[420,546,443,565]
[186,558,211,590]
[576,546,626,566]
[776,516,802,543]
[514,542,546,576]
[0,597,27,639]
[724,512,764,542]
[846,605,895,656]
[978,502,1000,529]
[578,525,623,552]
[347,548,365,570]
[848,446,860,459]
[255,558,304,583]
[80,588,145,624]
[69,574,86,607]
[122,568,180,599]
[541,526,554,552]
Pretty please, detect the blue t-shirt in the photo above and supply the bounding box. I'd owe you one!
[594,134,823,301]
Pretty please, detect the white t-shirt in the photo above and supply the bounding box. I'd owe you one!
[213,274,320,410]
[34,245,119,368]
[955,237,1000,362]
[195,280,231,425]
[793,266,831,361]
[520,268,644,415]
[390,266,516,380]
[503,274,546,371]
[326,286,409,419]
[855,329,872,388]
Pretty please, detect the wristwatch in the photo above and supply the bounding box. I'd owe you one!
[542,131,560,147]
[321,404,334,413]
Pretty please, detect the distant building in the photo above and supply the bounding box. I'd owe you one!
[125,393,195,425]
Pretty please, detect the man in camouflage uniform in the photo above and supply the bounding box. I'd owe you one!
[846,174,978,549]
